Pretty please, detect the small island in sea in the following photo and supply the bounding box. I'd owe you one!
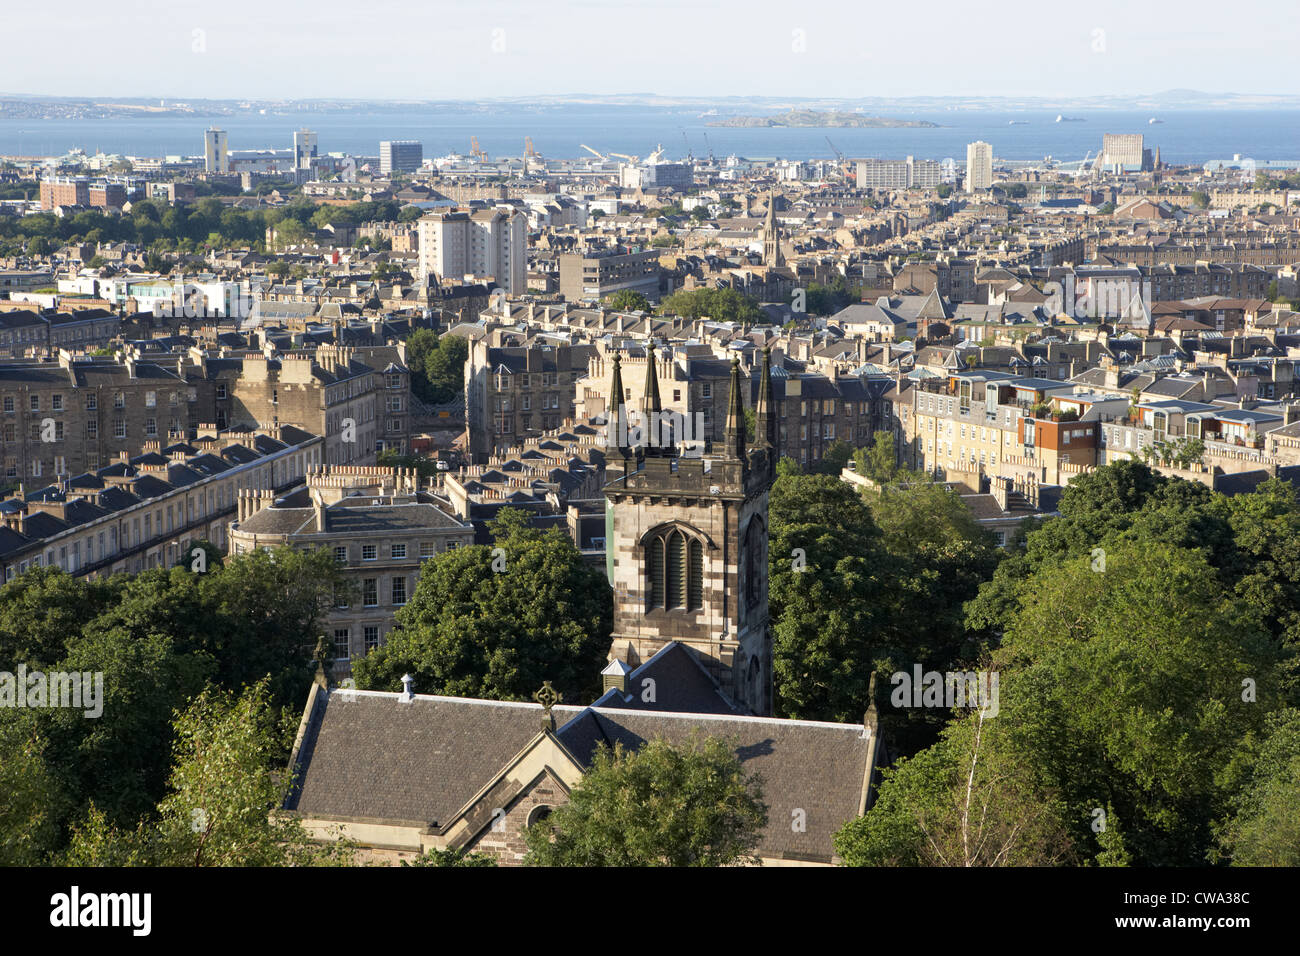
[708,109,938,128]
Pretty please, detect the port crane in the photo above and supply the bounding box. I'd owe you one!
[469,137,488,162]
[825,136,849,179]
[1073,149,1094,179]
[580,144,609,162]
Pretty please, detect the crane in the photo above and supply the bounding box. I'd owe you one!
[1073,150,1093,179]
[524,136,537,158]
[469,137,488,162]
[580,144,608,162]
[702,131,714,162]
[825,136,849,179]
[681,130,692,161]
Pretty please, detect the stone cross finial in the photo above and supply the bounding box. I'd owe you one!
[534,680,562,731]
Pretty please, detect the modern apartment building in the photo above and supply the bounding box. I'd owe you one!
[855,156,943,190]
[204,128,229,174]
[38,177,127,211]
[293,129,318,172]
[619,161,693,191]
[966,141,993,193]
[416,208,528,296]
[380,140,424,175]
[558,247,661,303]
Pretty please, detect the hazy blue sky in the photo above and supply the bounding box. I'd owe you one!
[5,0,1297,100]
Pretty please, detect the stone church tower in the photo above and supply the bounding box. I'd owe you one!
[602,344,777,715]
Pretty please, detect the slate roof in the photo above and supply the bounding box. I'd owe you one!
[286,647,877,863]
[591,641,742,716]
[288,693,588,827]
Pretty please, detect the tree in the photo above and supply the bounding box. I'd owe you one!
[1216,709,1300,865]
[64,681,354,867]
[658,288,762,325]
[818,439,855,475]
[402,847,497,867]
[854,431,901,484]
[524,734,768,866]
[0,547,344,861]
[605,289,650,312]
[0,721,70,866]
[768,472,890,722]
[991,542,1280,865]
[352,509,612,703]
[835,700,1078,867]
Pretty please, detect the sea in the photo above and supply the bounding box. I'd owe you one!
[1,106,1298,165]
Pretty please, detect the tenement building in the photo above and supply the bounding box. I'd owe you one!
[229,464,475,673]
[0,425,320,582]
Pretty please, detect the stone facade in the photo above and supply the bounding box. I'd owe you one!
[602,347,776,715]
[462,769,569,864]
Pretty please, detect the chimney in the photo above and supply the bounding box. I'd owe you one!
[1285,404,1297,426]
[992,475,1011,512]
[397,673,415,702]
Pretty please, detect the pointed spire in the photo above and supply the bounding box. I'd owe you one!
[754,345,774,452]
[724,356,747,462]
[642,341,662,419]
[643,340,663,451]
[606,351,627,453]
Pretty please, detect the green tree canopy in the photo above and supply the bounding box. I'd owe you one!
[604,289,651,312]
[658,287,762,325]
[524,734,768,866]
[352,509,612,702]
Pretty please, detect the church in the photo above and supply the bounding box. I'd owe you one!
[280,345,885,864]
[600,342,777,715]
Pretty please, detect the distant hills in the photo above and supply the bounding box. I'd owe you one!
[1,90,1299,118]
[708,110,939,128]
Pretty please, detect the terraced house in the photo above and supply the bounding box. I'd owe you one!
[0,425,320,582]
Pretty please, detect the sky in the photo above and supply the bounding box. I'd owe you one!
[4,0,1298,101]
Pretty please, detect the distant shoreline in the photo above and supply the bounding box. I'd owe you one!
[709,110,939,129]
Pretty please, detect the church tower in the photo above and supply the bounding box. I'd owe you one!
[762,191,784,268]
[602,347,776,715]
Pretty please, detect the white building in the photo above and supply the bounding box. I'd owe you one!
[204,128,229,174]
[966,141,993,193]
[416,207,527,295]
[619,162,693,191]
[855,156,942,190]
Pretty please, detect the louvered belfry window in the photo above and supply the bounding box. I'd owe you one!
[687,538,703,610]
[647,529,703,612]
[649,535,665,608]
[665,530,685,608]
